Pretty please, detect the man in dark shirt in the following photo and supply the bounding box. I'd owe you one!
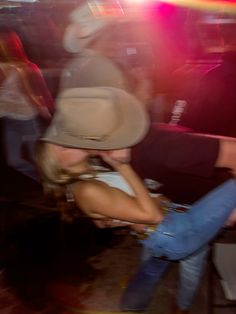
[122,14,236,314]
[131,124,226,204]
[179,51,236,136]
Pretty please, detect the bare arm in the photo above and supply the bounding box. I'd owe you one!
[71,163,163,225]
[185,132,236,176]
[114,163,163,221]
[215,136,236,175]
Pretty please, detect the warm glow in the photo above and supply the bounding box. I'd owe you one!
[159,0,236,13]
[88,0,125,16]
[124,0,153,3]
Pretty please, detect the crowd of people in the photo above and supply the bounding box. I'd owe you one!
[1,2,236,314]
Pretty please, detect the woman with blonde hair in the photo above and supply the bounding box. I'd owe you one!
[36,86,236,261]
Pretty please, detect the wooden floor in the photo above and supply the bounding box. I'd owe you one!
[0,166,235,314]
[0,207,235,314]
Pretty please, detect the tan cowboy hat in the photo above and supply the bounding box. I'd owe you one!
[41,87,150,150]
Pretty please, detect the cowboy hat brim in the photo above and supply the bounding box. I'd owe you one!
[41,87,150,150]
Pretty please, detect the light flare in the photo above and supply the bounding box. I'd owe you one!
[159,0,236,13]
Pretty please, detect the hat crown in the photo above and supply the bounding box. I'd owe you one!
[41,87,149,150]
[58,96,120,140]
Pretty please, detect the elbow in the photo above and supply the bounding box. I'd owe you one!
[139,200,164,225]
[143,210,163,225]
[151,213,163,225]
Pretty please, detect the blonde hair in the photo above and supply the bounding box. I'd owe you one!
[36,141,78,199]
[36,141,88,222]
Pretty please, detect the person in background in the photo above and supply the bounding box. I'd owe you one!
[177,13,236,136]
[61,2,152,107]
[0,29,54,181]
[166,9,222,125]
[54,6,236,313]
[128,12,236,314]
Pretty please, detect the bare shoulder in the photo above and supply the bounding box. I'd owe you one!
[70,179,117,218]
[71,179,111,200]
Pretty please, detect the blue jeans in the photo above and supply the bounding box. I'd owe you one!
[121,245,208,312]
[142,179,236,260]
[177,245,208,309]
[2,117,43,181]
[121,179,236,312]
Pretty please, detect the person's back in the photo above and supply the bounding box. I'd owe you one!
[179,52,236,136]
[131,123,231,203]
[178,14,236,136]
[167,59,218,125]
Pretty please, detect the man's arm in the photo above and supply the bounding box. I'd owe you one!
[147,124,236,178]
[215,136,236,175]
[225,209,236,227]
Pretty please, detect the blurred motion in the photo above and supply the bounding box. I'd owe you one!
[60,0,155,110]
[0,29,54,181]
[0,1,235,314]
[171,11,236,137]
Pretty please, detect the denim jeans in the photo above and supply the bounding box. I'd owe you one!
[121,179,236,312]
[2,116,43,181]
[142,179,236,260]
[177,245,208,309]
[120,245,208,312]
[121,249,171,312]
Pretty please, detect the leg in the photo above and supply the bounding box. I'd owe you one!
[3,117,41,181]
[143,179,236,260]
[177,245,209,310]
[120,247,171,312]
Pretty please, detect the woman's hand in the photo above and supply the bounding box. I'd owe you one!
[99,149,131,169]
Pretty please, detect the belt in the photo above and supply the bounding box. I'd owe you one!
[135,197,190,240]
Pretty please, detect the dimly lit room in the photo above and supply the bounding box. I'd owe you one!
[0,1,236,313]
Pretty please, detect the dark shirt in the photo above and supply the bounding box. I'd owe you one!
[179,51,236,136]
[131,123,232,204]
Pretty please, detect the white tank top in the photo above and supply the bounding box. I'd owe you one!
[66,171,161,226]
[66,171,160,202]
[94,171,160,198]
